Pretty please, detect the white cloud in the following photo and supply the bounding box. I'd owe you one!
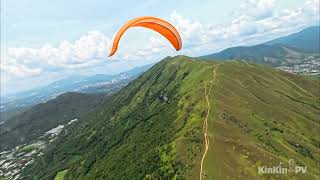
[1,60,42,78]
[5,31,111,72]
[1,30,115,95]
[1,0,319,93]
[167,0,319,53]
[237,0,275,20]
[5,0,318,72]
[88,0,320,63]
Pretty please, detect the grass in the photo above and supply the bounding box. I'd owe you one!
[201,60,319,180]
[21,56,320,180]
[19,144,36,153]
[54,169,69,180]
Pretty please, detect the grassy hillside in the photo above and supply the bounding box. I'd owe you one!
[21,56,319,180]
[200,60,320,180]
[0,92,106,151]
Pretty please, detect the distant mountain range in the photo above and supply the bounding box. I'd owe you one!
[202,26,320,68]
[0,64,152,122]
[265,26,320,53]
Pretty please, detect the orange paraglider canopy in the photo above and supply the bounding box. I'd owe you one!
[109,16,182,57]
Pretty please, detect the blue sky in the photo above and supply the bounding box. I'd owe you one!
[1,0,319,95]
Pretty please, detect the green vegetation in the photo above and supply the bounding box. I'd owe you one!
[312,74,320,79]
[20,56,319,179]
[54,169,69,180]
[19,144,36,153]
[0,106,29,123]
[0,92,105,151]
[204,60,319,179]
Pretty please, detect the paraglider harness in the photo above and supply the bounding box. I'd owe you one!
[159,91,169,103]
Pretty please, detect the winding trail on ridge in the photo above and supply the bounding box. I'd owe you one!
[200,65,219,180]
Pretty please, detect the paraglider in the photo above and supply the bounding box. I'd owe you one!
[109,16,182,57]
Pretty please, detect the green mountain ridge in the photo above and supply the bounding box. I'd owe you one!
[202,44,319,67]
[202,26,320,67]
[20,56,320,180]
[265,26,320,53]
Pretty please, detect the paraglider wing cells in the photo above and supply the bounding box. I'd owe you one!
[109,16,182,57]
